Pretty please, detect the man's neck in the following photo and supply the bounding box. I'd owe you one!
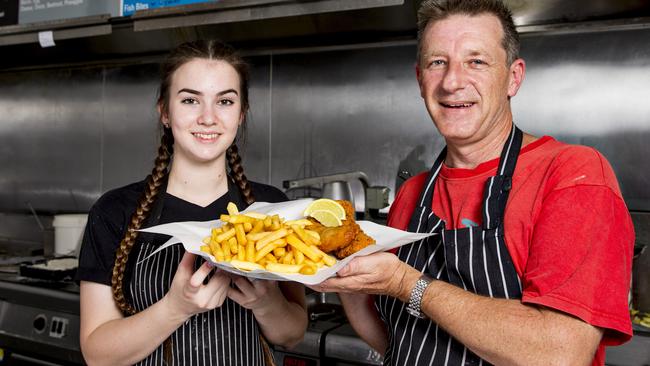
[444,122,513,169]
[167,157,229,207]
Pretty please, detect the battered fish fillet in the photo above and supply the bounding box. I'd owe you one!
[308,200,359,253]
[309,200,376,259]
[335,229,376,259]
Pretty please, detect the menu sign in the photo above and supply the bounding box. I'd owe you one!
[19,0,121,24]
[0,0,18,26]
[122,0,218,16]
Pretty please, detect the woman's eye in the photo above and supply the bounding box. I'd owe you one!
[218,99,235,106]
[181,98,198,104]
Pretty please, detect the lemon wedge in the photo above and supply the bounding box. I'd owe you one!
[309,210,342,227]
[304,199,346,220]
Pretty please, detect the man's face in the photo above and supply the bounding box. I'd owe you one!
[417,14,524,145]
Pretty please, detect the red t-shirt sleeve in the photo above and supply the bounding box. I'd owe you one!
[521,184,634,344]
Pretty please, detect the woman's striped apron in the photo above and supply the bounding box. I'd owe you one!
[124,180,265,366]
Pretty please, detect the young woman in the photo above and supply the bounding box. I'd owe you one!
[76,40,307,366]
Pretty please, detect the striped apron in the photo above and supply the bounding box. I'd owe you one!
[376,126,524,366]
[123,180,265,366]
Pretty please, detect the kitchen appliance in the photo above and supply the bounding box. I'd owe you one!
[283,171,390,221]
[0,269,82,365]
[0,213,83,365]
[274,292,383,366]
[322,181,356,208]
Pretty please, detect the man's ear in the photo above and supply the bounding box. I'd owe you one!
[415,62,425,99]
[507,58,526,98]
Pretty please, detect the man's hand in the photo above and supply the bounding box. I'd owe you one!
[314,252,420,300]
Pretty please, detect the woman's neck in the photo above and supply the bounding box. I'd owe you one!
[166,158,230,207]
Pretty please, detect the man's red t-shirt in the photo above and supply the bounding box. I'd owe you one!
[387,136,634,364]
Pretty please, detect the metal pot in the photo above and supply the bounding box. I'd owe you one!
[322,181,354,207]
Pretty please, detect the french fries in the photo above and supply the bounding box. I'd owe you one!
[200,202,337,275]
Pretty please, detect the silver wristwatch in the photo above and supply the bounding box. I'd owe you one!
[406,274,434,319]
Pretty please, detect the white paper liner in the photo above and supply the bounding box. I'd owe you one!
[139,199,437,285]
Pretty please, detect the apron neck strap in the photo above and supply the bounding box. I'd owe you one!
[481,125,523,229]
[227,176,249,209]
[142,175,169,228]
[412,124,523,216]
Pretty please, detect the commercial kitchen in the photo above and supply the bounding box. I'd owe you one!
[0,0,649,365]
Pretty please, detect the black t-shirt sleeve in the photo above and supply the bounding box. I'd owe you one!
[75,184,140,285]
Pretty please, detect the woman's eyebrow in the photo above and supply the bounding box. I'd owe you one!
[217,89,239,96]
[177,88,239,96]
[177,88,201,95]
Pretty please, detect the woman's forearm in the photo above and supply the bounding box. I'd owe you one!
[81,296,186,366]
[254,297,308,348]
[339,292,388,354]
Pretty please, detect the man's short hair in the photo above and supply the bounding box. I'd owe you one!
[417,0,520,66]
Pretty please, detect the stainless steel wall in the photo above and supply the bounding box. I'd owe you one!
[1,27,649,214]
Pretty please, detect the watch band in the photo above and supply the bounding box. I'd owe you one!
[406,274,434,319]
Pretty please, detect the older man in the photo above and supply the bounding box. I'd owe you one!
[316,0,634,365]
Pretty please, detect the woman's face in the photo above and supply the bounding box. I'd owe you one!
[162,58,244,165]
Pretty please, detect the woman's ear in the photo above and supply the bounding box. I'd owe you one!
[238,110,246,126]
[157,104,170,128]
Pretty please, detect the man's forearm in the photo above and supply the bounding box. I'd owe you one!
[396,269,602,366]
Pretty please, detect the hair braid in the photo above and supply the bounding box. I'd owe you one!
[111,128,174,315]
[227,143,254,205]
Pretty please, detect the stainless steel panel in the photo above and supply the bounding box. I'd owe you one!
[270,45,441,207]
[101,64,161,193]
[0,68,103,213]
[133,0,405,31]
[505,0,650,26]
[2,26,650,213]
[241,55,272,184]
[513,28,650,210]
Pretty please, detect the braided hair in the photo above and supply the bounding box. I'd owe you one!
[111,40,254,316]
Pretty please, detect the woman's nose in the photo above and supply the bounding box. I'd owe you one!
[198,105,217,125]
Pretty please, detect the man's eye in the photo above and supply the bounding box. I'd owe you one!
[471,59,486,66]
[429,60,445,67]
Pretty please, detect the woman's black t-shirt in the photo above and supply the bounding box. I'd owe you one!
[76,179,287,366]
[77,180,286,285]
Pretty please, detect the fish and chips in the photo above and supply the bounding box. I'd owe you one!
[199,199,375,275]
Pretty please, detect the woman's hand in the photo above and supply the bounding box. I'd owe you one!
[227,275,284,313]
[228,276,308,347]
[163,251,231,321]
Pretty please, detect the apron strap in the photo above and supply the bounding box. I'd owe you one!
[407,147,447,233]
[227,176,250,209]
[482,125,523,230]
[142,175,169,228]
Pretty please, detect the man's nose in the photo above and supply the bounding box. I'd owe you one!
[440,62,466,93]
